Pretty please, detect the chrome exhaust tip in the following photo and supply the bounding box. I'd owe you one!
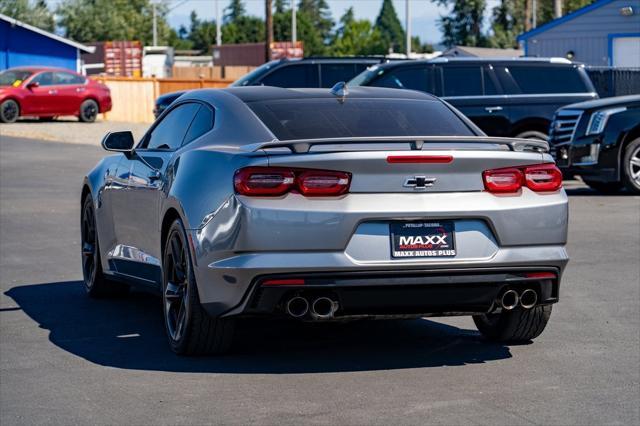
[285,296,309,318]
[311,297,338,319]
[520,289,538,309]
[500,289,520,310]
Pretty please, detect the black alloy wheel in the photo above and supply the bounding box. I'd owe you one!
[81,197,98,288]
[163,227,191,343]
[0,99,19,123]
[79,99,98,122]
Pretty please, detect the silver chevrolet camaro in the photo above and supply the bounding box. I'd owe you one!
[81,85,568,355]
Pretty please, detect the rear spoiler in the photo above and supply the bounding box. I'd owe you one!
[242,136,549,154]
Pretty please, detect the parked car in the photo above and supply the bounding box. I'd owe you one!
[349,57,597,140]
[0,67,112,123]
[153,57,388,117]
[550,95,640,194]
[83,85,568,355]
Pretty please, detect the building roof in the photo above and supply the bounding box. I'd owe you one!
[0,13,94,53]
[443,46,524,58]
[517,0,617,41]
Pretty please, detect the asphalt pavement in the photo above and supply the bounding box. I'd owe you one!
[1,135,639,425]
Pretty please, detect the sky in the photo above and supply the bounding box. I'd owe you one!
[164,0,500,45]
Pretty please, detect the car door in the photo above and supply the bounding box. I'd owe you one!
[52,71,87,114]
[23,72,57,115]
[114,102,201,284]
[438,64,511,137]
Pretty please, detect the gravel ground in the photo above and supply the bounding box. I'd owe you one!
[0,119,150,146]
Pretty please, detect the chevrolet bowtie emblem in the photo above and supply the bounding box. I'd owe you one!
[403,176,437,190]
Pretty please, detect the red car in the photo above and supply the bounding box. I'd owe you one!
[0,67,112,123]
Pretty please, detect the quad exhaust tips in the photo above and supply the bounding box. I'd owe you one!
[500,289,520,310]
[285,296,309,318]
[520,289,538,309]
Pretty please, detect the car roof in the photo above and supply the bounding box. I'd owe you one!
[221,86,440,102]
[376,57,577,69]
[4,66,78,73]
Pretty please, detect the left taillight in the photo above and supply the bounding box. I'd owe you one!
[234,167,351,197]
[483,163,562,194]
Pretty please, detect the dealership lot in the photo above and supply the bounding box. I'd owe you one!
[0,135,638,425]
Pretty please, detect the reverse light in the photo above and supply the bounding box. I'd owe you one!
[234,167,351,197]
[483,163,562,194]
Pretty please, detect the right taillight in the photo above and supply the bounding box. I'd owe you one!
[483,163,562,194]
[234,167,351,197]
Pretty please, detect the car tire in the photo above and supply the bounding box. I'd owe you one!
[78,99,99,123]
[473,305,552,343]
[582,180,623,194]
[162,219,235,355]
[515,130,548,141]
[0,99,20,123]
[621,138,640,194]
[81,196,129,298]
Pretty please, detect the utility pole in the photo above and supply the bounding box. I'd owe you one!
[265,0,273,62]
[524,0,532,31]
[291,0,297,45]
[405,0,411,57]
[152,1,158,46]
[215,0,221,46]
[554,0,563,18]
[532,0,537,28]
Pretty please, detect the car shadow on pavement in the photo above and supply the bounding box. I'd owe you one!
[5,281,513,374]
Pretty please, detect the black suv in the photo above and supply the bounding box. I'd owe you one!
[551,95,640,194]
[349,57,598,140]
[154,57,386,117]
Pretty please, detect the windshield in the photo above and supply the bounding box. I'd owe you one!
[248,98,475,141]
[231,60,281,87]
[0,70,33,87]
[348,65,382,87]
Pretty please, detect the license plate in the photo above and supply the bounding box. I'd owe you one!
[390,221,456,258]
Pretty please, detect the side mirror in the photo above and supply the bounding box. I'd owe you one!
[101,131,134,153]
[26,81,39,89]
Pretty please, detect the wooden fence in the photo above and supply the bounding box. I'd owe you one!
[93,76,233,123]
[172,65,256,80]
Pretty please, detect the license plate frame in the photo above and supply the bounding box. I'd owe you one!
[389,221,456,258]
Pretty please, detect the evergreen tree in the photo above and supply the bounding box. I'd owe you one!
[274,0,288,14]
[433,0,486,47]
[375,0,405,53]
[188,11,217,52]
[330,7,385,56]
[298,0,333,43]
[0,0,55,32]
[224,0,246,24]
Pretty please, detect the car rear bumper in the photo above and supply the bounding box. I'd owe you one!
[195,245,568,318]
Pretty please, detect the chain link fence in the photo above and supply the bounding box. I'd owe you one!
[587,68,640,98]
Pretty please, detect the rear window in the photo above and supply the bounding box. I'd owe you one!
[248,98,475,140]
[498,65,589,94]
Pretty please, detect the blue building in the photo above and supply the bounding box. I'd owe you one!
[517,0,640,67]
[0,13,93,72]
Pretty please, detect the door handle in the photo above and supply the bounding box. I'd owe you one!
[48,90,57,95]
[485,106,503,113]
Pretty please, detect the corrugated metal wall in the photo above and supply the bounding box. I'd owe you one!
[523,0,640,66]
[0,20,78,71]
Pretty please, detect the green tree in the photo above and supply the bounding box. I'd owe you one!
[274,4,326,55]
[0,0,55,32]
[222,16,265,44]
[433,0,487,47]
[274,0,287,14]
[375,0,405,53]
[224,0,246,24]
[188,11,217,52]
[298,0,333,43]
[330,7,385,56]
[57,0,172,45]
